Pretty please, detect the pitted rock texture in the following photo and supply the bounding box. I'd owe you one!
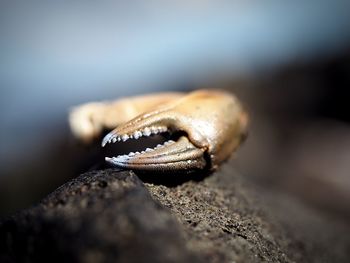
[144,167,291,263]
[1,165,350,263]
[144,164,350,263]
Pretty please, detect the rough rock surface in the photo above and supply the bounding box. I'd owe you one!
[1,163,350,263]
[143,164,350,263]
[144,168,290,263]
[0,170,202,263]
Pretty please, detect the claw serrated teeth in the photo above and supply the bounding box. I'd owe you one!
[102,126,168,147]
[122,140,173,158]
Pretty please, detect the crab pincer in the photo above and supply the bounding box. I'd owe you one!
[100,90,248,171]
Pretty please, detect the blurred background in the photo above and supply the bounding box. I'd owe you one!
[1,0,350,228]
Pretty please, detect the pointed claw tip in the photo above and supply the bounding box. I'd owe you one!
[102,132,117,147]
[101,134,111,147]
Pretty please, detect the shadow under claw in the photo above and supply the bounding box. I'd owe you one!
[88,160,212,187]
[134,168,213,187]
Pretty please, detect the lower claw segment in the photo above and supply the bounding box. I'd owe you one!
[105,136,206,171]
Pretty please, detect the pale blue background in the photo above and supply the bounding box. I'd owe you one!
[1,0,350,174]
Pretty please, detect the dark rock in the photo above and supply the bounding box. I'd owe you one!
[144,163,350,263]
[144,166,292,263]
[1,164,350,263]
[0,170,202,263]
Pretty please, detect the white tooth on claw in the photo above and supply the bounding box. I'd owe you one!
[129,152,135,156]
[117,137,121,142]
[143,127,151,136]
[146,148,153,152]
[122,135,129,141]
[134,131,142,139]
[112,138,117,143]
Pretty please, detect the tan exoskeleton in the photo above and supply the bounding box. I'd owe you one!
[69,90,248,171]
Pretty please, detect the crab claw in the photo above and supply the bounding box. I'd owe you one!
[102,89,248,171]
